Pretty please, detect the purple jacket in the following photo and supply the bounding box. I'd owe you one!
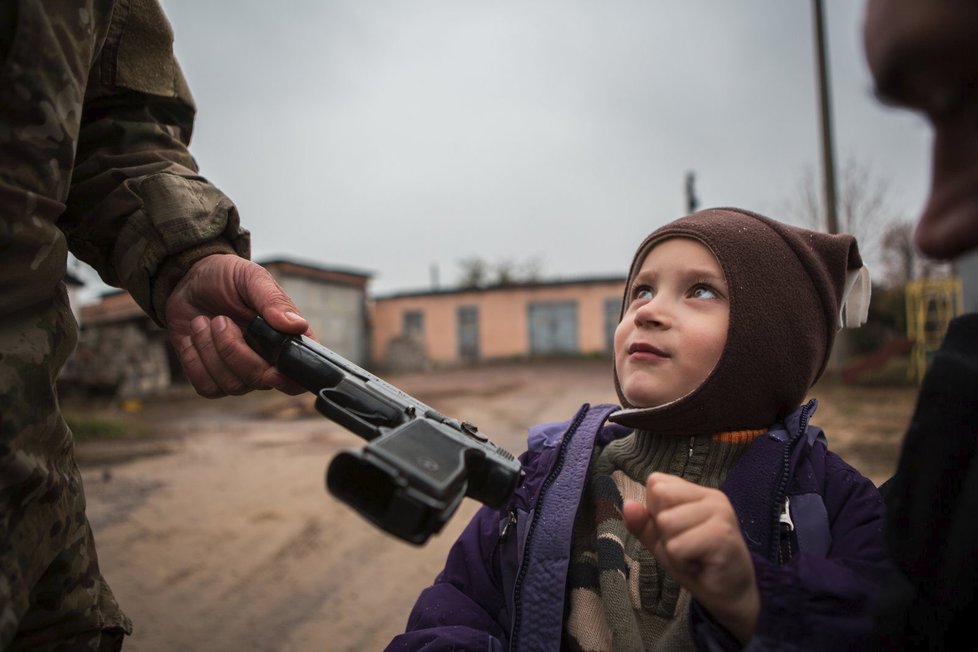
[387,401,890,651]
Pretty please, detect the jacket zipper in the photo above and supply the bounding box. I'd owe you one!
[500,510,517,539]
[770,399,814,562]
[509,406,590,650]
[777,496,794,564]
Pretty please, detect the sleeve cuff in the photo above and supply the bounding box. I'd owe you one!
[111,172,251,326]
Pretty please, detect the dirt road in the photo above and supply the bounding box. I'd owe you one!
[73,360,914,651]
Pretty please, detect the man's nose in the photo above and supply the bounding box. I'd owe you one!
[916,106,978,258]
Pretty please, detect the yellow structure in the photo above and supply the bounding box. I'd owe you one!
[905,277,963,383]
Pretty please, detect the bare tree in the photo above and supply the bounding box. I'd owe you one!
[781,156,896,269]
[456,256,490,289]
[783,165,822,231]
[496,255,542,286]
[879,221,916,288]
[879,220,952,288]
[837,158,892,252]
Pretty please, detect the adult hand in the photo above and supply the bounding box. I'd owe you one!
[622,472,760,644]
[164,254,311,398]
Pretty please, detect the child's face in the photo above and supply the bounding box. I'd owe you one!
[615,237,729,408]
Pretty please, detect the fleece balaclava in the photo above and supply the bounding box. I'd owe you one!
[610,207,870,435]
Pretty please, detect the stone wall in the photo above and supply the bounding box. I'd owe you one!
[60,319,174,398]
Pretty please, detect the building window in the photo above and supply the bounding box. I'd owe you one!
[527,301,579,355]
[403,310,424,341]
[457,305,479,362]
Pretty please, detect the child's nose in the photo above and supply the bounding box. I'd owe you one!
[634,296,670,328]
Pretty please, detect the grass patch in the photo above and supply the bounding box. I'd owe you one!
[65,415,149,442]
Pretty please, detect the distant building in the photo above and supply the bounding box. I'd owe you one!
[60,290,172,397]
[260,259,371,364]
[371,276,626,372]
[60,258,371,398]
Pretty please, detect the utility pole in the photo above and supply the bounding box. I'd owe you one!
[430,263,440,290]
[812,0,839,234]
[812,0,850,373]
[685,171,699,214]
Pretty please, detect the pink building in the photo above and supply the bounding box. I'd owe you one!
[371,276,626,371]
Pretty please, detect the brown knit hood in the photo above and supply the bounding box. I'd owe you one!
[610,207,870,435]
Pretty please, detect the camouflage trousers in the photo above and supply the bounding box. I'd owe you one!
[0,287,131,651]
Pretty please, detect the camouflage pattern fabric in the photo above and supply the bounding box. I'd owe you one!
[1,0,249,648]
[0,289,129,650]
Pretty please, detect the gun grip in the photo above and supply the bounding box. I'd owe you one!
[326,450,459,545]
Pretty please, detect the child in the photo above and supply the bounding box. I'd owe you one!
[386,207,890,651]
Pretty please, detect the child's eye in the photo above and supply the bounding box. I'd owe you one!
[634,286,654,301]
[690,284,718,300]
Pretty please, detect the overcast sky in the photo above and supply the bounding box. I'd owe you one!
[132,0,932,297]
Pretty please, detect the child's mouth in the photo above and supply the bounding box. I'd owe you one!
[628,342,669,358]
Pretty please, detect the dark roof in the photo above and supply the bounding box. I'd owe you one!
[80,290,145,325]
[259,257,371,277]
[374,274,626,300]
[258,257,372,288]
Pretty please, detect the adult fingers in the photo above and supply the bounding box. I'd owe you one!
[235,262,310,336]
[186,316,262,397]
[175,316,308,397]
[173,320,223,398]
[211,316,308,395]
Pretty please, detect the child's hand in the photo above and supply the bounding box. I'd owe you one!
[622,472,760,644]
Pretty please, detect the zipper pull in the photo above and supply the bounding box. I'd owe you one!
[779,496,793,531]
[778,496,797,564]
[500,510,517,538]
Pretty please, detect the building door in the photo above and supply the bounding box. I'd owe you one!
[528,301,579,355]
[457,305,479,362]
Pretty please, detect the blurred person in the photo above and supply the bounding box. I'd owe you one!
[386,208,890,650]
[863,0,978,647]
[1,1,309,648]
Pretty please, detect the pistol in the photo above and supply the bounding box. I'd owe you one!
[245,316,522,545]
